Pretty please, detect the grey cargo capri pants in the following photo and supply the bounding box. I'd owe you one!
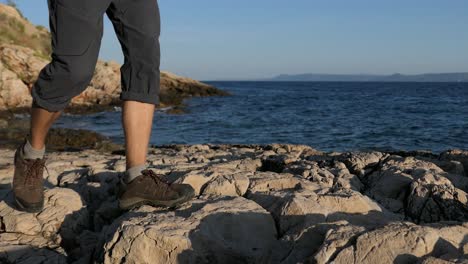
[32,0,161,111]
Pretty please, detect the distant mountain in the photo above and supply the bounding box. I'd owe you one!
[270,73,468,82]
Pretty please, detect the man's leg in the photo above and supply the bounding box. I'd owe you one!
[119,100,195,210]
[29,107,61,150]
[106,0,162,182]
[107,0,195,210]
[30,0,109,141]
[122,101,155,179]
[19,106,61,161]
[13,0,109,212]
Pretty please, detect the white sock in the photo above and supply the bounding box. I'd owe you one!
[22,139,45,160]
[125,164,147,183]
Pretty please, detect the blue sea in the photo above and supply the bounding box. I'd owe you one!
[55,82,468,153]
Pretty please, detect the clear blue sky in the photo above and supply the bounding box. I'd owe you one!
[7,0,468,80]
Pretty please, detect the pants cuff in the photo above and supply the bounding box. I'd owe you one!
[120,91,160,106]
[31,86,70,112]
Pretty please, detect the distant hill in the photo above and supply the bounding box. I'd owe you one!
[270,73,468,82]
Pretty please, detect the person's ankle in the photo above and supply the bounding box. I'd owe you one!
[125,164,147,183]
[22,138,45,160]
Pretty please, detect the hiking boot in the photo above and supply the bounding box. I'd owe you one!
[118,169,195,210]
[12,142,46,213]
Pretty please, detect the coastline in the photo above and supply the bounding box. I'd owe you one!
[1,3,467,263]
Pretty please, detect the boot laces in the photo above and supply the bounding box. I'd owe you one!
[141,170,173,197]
[24,158,49,185]
[142,169,170,186]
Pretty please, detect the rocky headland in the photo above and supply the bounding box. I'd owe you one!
[0,144,467,263]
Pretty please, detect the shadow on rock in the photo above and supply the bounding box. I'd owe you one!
[0,245,68,264]
[394,236,466,264]
[176,212,279,263]
[55,168,125,262]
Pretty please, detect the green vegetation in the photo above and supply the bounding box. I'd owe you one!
[35,25,46,31]
[0,12,51,58]
[4,0,26,19]
[5,0,17,8]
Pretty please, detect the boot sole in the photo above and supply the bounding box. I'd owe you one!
[118,191,195,211]
[14,197,44,213]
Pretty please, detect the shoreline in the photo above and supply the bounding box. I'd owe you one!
[1,109,465,155]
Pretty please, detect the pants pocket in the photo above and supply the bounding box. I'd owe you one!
[52,2,96,56]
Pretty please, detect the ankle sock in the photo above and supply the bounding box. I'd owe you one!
[125,164,147,183]
[22,139,45,160]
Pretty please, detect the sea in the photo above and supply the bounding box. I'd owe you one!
[55,82,468,153]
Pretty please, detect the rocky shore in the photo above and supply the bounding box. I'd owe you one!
[0,144,467,263]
